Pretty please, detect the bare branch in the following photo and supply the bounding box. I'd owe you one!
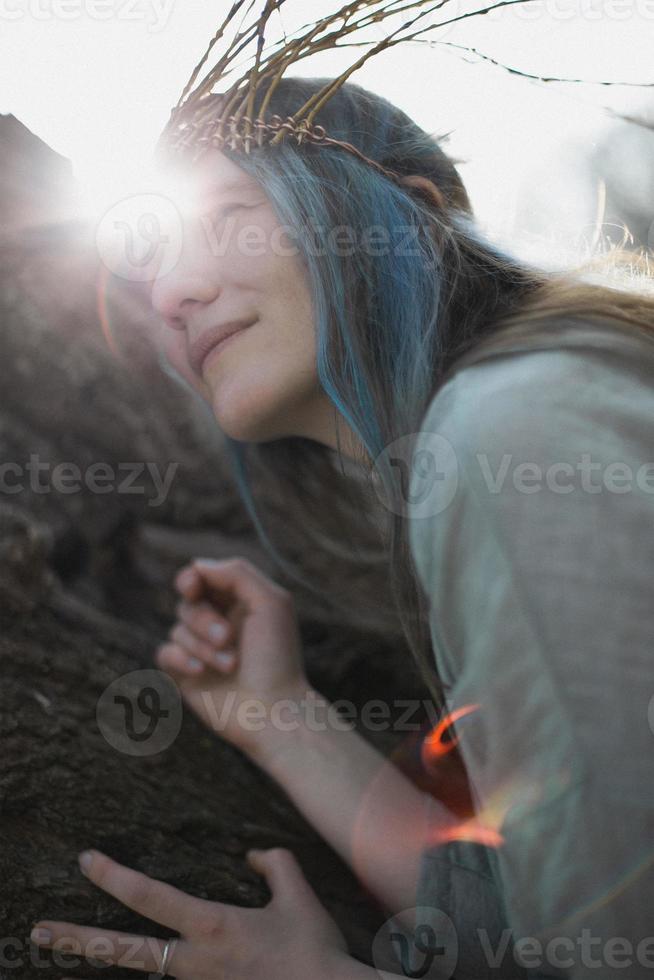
[413,38,654,88]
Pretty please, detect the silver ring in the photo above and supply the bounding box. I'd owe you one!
[155,937,177,979]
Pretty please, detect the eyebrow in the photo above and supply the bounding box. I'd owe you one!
[200,178,261,199]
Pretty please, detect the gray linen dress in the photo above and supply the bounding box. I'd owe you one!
[399,315,654,980]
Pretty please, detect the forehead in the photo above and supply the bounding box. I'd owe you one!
[184,148,261,198]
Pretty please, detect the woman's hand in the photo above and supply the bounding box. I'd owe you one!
[154,557,310,761]
[30,847,350,980]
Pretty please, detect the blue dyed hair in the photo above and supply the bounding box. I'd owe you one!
[161,76,551,703]
[162,76,654,702]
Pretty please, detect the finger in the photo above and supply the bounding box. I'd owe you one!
[79,851,208,934]
[192,557,289,608]
[246,848,317,908]
[170,624,237,673]
[170,622,213,659]
[174,564,204,601]
[176,600,233,647]
[155,642,206,676]
[30,923,187,976]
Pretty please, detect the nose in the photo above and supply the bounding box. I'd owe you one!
[151,274,220,331]
[150,233,221,331]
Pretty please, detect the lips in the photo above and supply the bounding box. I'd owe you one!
[189,318,257,376]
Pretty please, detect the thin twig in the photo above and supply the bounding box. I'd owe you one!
[162,0,652,156]
[416,38,654,87]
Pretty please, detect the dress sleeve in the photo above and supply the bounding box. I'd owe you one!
[407,344,654,980]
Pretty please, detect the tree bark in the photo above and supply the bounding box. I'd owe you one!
[0,118,436,979]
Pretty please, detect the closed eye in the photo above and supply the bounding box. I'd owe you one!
[221,203,246,216]
[213,202,259,221]
[202,202,260,235]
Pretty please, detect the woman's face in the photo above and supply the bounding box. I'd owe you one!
[150,148,355,454]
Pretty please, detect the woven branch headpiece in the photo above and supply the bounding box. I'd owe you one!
[156,1,454,199]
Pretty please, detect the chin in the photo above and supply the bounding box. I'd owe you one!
[207,383,281,443]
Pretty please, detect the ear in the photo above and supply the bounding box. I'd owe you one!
[399,174,447,210]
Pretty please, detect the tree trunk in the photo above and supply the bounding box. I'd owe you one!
[0,118,437,979]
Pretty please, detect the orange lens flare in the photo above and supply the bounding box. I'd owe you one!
[96,263,122,360]
[434,819,505,849]
[420,702,480,765]
[420,703,506,848]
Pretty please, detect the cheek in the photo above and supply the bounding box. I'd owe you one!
[233,211,301,284]
[157,328,204,393]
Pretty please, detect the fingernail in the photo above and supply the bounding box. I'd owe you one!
[31,927,52,945]
[177,570,195,590]
[187,656,203,671]
[213,651,234,669]
[208,622,227,643]
[78,850,94,873]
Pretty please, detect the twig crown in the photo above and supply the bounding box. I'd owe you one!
[156,0,456,184]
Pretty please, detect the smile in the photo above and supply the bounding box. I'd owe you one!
[191,320,256,375]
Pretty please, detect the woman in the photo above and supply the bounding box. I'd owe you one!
[31,76,654,980]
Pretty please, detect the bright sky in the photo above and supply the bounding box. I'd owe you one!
[1,0,652,264]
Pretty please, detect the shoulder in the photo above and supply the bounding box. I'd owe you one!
[416,318,654,472]
[408,320,654,593]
